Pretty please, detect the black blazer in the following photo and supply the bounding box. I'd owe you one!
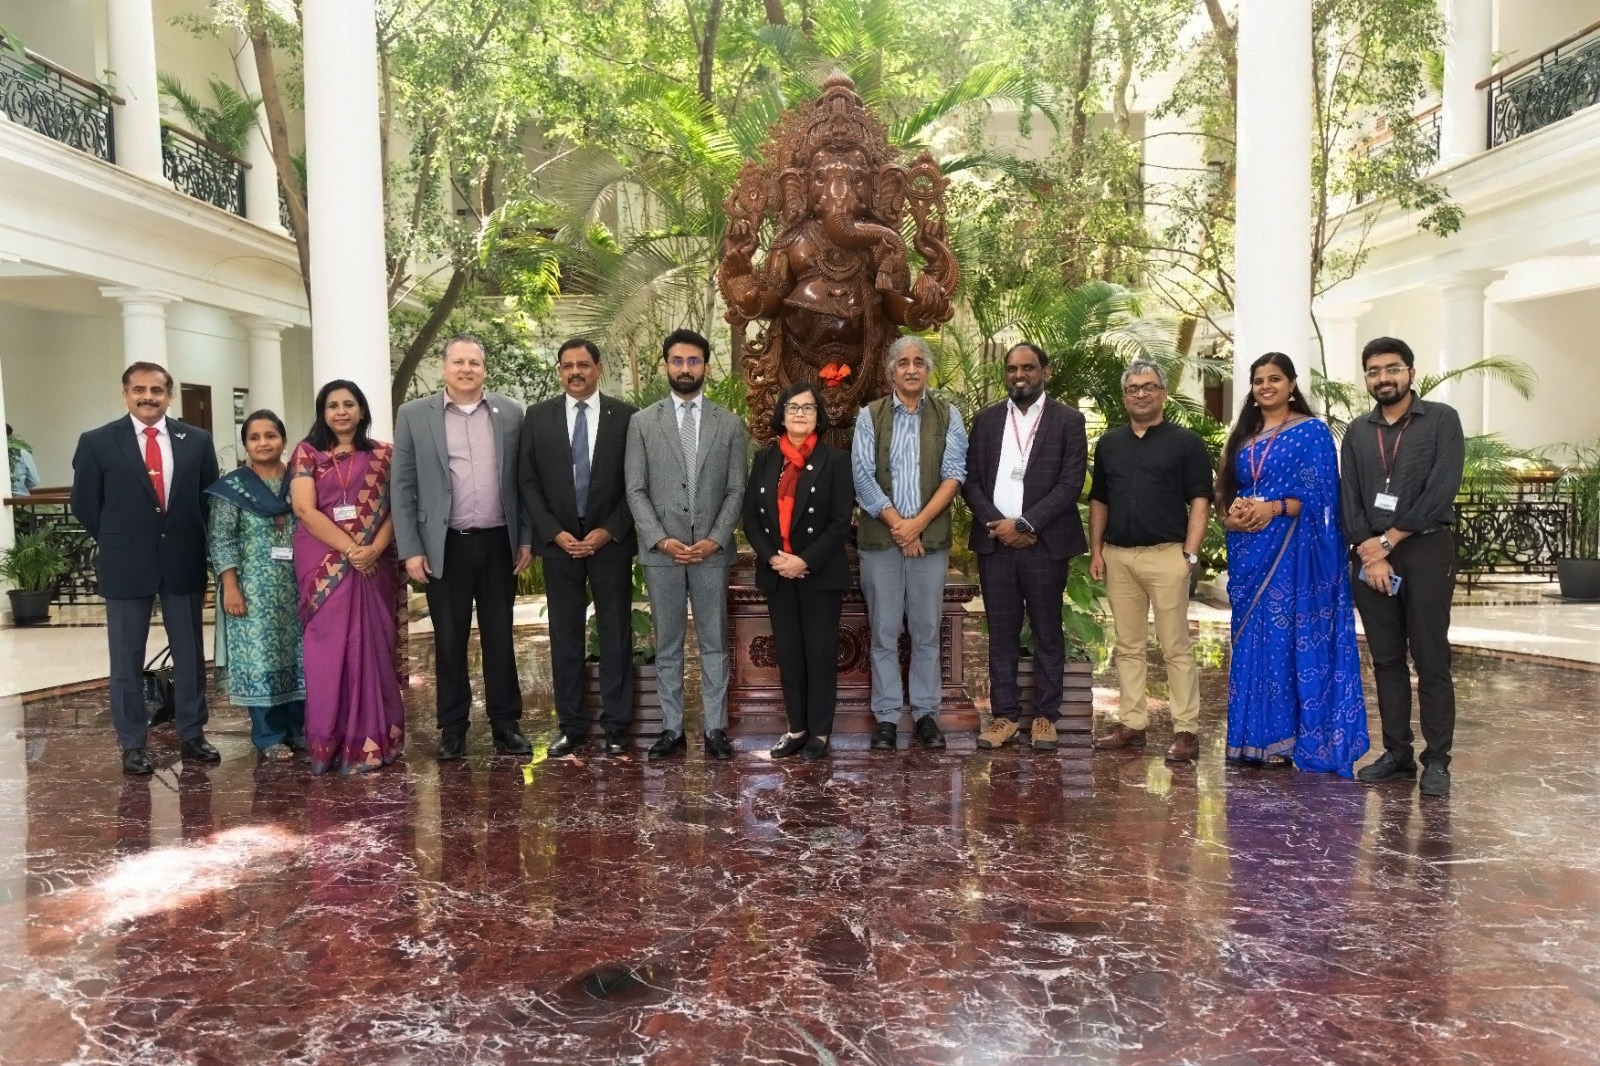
[518,393,637,560]
[742,440,854,593]
[70,416,219,598]
[963,396,1088,561]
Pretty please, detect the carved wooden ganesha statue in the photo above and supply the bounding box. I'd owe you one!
[718,72,960,444]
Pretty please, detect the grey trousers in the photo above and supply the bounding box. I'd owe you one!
[643,560,731,735]
[858,547,948,721]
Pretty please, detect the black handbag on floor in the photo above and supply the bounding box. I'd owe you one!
[142,647,176,727]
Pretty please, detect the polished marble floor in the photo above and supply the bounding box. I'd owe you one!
[1,623,1598,1064]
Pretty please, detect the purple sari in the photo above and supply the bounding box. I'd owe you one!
[290,440,406,774]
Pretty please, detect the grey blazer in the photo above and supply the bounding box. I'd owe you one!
[624,395,748,566]
[391,390,530,579]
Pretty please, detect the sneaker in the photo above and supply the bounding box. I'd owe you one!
[870,721,897,750]
[1419,762,1451,797]
[913,715,946,750]
[1093,723,1146,751]
[1030,716,1059,750]
[977,717,1020,750]
[1356,750,1418,783]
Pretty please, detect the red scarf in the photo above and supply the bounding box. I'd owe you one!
[776,432,816,553]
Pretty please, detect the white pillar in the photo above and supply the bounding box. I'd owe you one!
[233,28,285,234]
[302,0,392,442]
[106,0,166,183]
[1315,302,1372,390]
[101,287,179,369]
[1437,272,1494,436]
[0,353,13,556]
[1234,0,1313,396]
[237,316,290,420]
[1441,0,1493,162]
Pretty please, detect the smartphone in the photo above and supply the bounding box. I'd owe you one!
[1357,566,1403,596]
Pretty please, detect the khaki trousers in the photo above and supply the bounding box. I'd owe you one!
[1104,543,1199,731]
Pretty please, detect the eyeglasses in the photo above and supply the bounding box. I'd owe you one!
[667,356,703,369]
[784,403,818,414]
[1123,383,1165,397]
[1364,364,1409,380]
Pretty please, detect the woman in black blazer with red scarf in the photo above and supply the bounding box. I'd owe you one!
[743,382,854,760]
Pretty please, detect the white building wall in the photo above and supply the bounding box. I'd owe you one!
[0,0,102,75]
[1488,291,1600,450]
[1,307,118,485]
[1496,0,1600,64]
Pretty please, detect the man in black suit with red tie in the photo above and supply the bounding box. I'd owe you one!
[518,338,638,757]
[71,362,221,774]
[963,342,1088,752]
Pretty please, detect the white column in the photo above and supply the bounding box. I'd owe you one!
[237,316,290,419]
[1437,272,1495,435]
[302,0,392,442]
[106,0,166,183]
[101,287,179,369]
[1234,0,1313,395]
[233,28,285,234]
[0,353,12,556]
[1441,0,1493,163]
[1314,302,1371,389]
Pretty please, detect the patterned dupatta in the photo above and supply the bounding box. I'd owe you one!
[292,441,393,625]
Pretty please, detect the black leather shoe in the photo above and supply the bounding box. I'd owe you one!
[870,722,897,750]
[800,736,830,760]
[704,729,734,760]
[436,732,467,761]
[546,733,586,758]
[1419,762,1451,797]
[122,747,154,775]
[180,735,221,763]
[648,730,687,759]
[914,715,946,750]
[604,730,629,755]
[492,728,532,756]
[1356,750,1418,783]
[770,733,807,759]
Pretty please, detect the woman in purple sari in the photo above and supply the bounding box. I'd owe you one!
[290,380,406,774]
[1219,353,1367,776]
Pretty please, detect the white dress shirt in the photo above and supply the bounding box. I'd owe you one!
[129,413,175,495]
[564,391,602,473]
[991,398,1043,519]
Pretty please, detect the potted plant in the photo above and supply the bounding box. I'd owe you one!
[1557,437,1600,600]
[1,530,70,625]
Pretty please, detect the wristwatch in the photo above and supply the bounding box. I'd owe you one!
[1184,551,1199,566]
[1014,516,1036,536]
[1378,534,1395,553]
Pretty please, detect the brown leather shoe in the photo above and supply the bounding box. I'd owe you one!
[1094,723,1146,751]
[1165,731,1199,763]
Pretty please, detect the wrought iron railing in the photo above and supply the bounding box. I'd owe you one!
[4,493,101,605]
[1483,18,1600,148]
[0,48,119,162]
[161,124,248,217]
[1454,475,1571,587]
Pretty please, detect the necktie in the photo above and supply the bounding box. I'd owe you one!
[143,426,165,509]
[572,400,590,517]
[680,400,697,516]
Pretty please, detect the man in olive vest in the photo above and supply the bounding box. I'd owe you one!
[851,335,969,750]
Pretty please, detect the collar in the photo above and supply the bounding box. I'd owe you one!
[566,391,601,413]
[676,395,700,413]
[892,390,927,413]
[1006,395,1046,420]
[1362,391,1428,425]
[130,413,169,436]
[444,389,486,414]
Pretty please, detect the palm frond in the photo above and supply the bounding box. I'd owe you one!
[889,63,1059,148]
[1415,355,1537,401]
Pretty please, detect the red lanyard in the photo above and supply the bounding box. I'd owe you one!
[330,449,354,507]
[1008,402,1043,462]
[1374,414,1413,490]
[1246,416,1304,488]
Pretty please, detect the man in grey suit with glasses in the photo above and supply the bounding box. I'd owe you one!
[624,328,748,760]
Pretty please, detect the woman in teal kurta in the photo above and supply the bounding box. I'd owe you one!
[207,410,306,759]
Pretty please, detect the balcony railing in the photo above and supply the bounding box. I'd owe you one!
[0,48,119,162]
[161,123,248,217]
[1483,18,1600,148]
[4,493,101,605]
[1353,106,1442,204]
[1454,474,1571,588]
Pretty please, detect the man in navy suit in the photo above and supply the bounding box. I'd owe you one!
[963,342,1088,752]
[71,362,221,774]
[518,338,638,757]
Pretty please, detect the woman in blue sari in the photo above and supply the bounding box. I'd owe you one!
[207,410,306,760]
[1219,352,1367,776]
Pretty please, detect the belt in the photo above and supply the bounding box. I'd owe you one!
[448,525,507,536]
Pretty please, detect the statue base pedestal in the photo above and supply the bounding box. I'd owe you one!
[726,561,980,751]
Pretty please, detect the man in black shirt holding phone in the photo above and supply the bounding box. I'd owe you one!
[1339,336,1465,797]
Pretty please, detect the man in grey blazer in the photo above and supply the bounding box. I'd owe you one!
[392,334,533,760]
[624,328,748,759]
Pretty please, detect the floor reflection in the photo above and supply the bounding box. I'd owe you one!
[0,627,1597,1063]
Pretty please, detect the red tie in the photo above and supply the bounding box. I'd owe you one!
[143,426,165,509]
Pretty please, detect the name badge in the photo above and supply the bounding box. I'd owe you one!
[1374,492,1399,511]
[332,504,358,522]
[270,546,294,561]
[1010,464,1027,481]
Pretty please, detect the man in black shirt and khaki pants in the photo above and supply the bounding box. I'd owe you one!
[1341,336,1465,798]
[1088,360,1214,763]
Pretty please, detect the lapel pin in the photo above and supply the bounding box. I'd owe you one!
[174,432,187,440]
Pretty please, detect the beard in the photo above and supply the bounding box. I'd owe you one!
[669,373,703,396]
[1008,382,1042,406]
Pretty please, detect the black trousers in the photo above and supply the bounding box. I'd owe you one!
[978,545,1071,721]
[106,589,208,749]
[1351,529,1457,767]
[426,528,522,735]
[543,547,634,736]
[766,579,842,736]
